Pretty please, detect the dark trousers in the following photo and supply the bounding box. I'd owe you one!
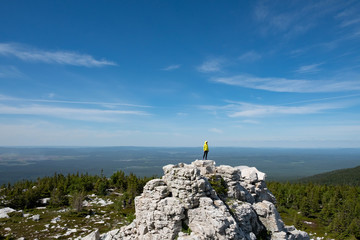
[203,151,208,160]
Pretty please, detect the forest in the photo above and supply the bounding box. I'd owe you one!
[298,165,360,186]
[1,170,360,239]
[0,171,154,212]
[267,182,360,239]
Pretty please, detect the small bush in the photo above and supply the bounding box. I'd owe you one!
[181,221,191,235]
[70,191,85,212]
[209,175,228,197]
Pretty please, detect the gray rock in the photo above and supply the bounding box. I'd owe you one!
[228,200,264,237]
[82,229,100,240]
[101,160,309,240]
[192,159,216,175]
[0,207,16,218]
[39,197,51,205]
[32,214,40,221]
[187,197,245,240]
[253,200,285,232]
[100,229,121,240]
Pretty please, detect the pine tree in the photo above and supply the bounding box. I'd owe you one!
[71,191,85,212]
[49,185,68,207]
[349,218,360,239]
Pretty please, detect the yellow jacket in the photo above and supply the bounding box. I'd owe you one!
[203,141,209,151]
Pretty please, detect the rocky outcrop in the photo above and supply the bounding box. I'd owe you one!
[0,207,16,219]
[91,160,309,240]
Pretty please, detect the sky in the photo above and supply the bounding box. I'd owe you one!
[1,0,360,148]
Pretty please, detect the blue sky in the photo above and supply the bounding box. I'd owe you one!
[1,0,360,147]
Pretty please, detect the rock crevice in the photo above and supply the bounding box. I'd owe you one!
[93,160,309,240]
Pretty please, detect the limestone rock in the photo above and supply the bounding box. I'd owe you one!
[82,229,100,240]
[187,197,244,239]
[192,159,216,175]
[100,229,121,240]
[102,160,309,240]
[227,200,264,238]
[0,207,15,218]
[162,163,209,209]
[32,214,40,221]
[253,200,285,232]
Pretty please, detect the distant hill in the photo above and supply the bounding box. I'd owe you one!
[299,165,360,186]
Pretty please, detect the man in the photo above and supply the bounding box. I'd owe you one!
[203,141,209,160]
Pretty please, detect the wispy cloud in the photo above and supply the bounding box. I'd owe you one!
[0,104,149,122]
[176,112,188,117]
[295,63,323,74]
[228,102,345,118]
[0,94,150,108]
[283,93,360,105]
[0,65,24,78]
[0,43,116,67]
[201,100,351,118]
[242,119,260,124]
[197,58,224,73]
[212,74,360,93]
[209,128,223,134]
[336,3,360,28]
[340,17,360,28]
[162,64,181,71]
[253,1,347,38]
[238,51,262,62]
[47,93,56,98]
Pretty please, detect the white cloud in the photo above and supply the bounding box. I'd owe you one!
[209,128,223,134]
[47,93,56,98]
[176,112,188,117]
[242,119,260,124]
[340,17,360,27]
[253,1,347,38]
[200,100,352,118]
[0,65,24,78]
[197,58,223,73]
[0,94,150,108]
[162,64,181,71]
[0,104,149,122]
[295,63,323,74]
[336,4,360,28]
[212,74,360,93]
[0,122,144,146]
[238,51,262,62]
[0,43,116,67]
[228,102,345,118]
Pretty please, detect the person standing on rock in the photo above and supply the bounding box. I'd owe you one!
[203,141,209,160]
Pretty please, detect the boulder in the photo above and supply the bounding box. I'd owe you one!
[192,159,216,175]
[187,197,244,239]
[253,200,285,232]
[0,207,15,218]
[82,229,100,240]
[32,214,40,221]
[102,160,309,240]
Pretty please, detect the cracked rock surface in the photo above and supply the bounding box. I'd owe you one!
[88,160,310,240]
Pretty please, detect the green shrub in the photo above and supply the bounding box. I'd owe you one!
[209,175,228,197]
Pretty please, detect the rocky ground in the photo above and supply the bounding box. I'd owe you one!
[94,160,310,240]
[0,194,131,239]
[1,160,326,240]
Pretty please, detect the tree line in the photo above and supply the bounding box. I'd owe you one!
[267,181,360,239]
[299,165,360,186]
[2,171,360,239]
[0,171,154,210]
